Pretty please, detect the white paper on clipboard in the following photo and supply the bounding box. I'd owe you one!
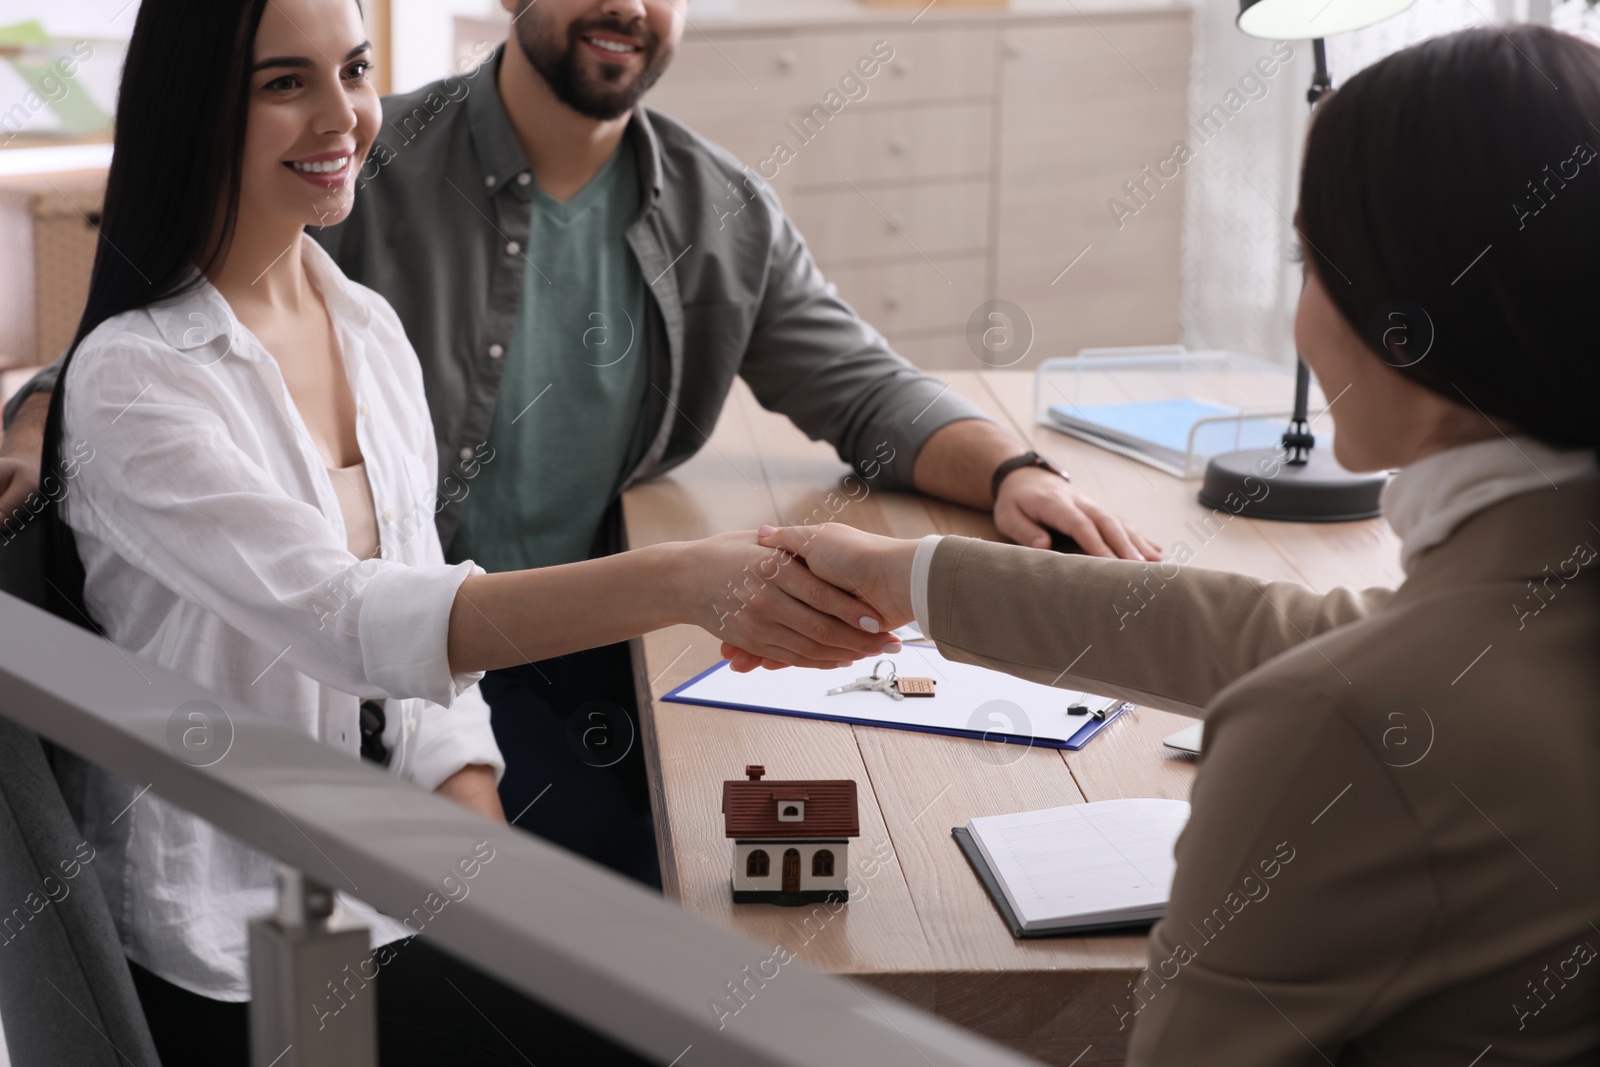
[663,643,1126,749]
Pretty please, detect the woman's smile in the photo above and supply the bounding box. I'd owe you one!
[285,148,354,188]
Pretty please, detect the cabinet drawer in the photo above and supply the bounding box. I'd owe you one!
[788,103,992,187]
[648,32,823,123]
[824,254,987,336]
[997,17,1190,195]
[814,25,996,106]
[788,180,991,265]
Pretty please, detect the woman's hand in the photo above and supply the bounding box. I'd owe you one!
[718,523,921,672]
[680,529,904,670]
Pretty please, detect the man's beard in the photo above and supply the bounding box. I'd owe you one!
[513,8,673,121]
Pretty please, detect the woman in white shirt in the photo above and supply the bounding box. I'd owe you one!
[35,0,897,1063]
[746,25,1600,1066]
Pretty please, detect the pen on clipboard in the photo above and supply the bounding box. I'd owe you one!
[1068,699,1120,720]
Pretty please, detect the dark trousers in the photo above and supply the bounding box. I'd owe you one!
[479,641,662,890]
[129,938,655,1066]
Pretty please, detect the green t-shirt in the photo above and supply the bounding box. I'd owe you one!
[451,141,650,573]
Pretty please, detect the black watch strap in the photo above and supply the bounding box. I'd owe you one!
[989,450,1069,501]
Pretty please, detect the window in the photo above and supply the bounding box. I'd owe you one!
[811,849,834,877]
[746,849,769,878]
[776,800,804,822]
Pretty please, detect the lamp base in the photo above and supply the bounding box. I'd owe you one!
[1198,447,1386,522]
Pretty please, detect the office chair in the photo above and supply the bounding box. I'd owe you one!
[0,518,162,1067]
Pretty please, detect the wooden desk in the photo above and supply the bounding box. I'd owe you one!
[621,370,1402,1064]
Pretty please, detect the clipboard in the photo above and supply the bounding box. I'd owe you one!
[661,646,1132,751]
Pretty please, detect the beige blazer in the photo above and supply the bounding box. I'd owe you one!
[923,484,1600,1066]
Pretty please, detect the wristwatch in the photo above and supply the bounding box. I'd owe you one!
[990,450,1070,502]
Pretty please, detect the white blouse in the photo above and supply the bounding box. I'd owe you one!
[59,238,504,1000]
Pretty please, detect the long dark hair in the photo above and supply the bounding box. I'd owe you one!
[1299,24,1600,453]
[38,0,271,627]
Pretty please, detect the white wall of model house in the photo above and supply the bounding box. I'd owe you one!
[733,841,849,894]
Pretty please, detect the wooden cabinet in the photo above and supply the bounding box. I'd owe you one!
[0,173,103,370]
[786,179,992,264]
[994,16,1191,366]
[458,1,1192,369]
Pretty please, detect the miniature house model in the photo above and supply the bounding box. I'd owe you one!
[722,765,859,905]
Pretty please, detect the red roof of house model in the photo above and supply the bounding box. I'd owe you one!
[722,765,859,840]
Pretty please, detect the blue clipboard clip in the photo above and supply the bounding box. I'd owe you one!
[979,700,1130,751]
[1062,701,1133,750]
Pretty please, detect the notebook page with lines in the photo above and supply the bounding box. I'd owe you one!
[965,798,1191,934]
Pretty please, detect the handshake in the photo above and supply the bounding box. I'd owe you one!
[696,523,922,675]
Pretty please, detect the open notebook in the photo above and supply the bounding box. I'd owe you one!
[953,798,1191,938]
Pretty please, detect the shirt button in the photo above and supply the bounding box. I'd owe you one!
[459,446,474,462]
[505,241,521,256]
[358,401,369,416]
[484,175,496,188]
[517,172,532,186]
[487,343,504,359]
[382,508,395,524]
[408,717,418,734]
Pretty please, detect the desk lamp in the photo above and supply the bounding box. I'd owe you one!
[1196,0,1415,521]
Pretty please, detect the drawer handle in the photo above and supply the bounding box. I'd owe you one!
[888,135,909,155]
[893,58,912,76]
[884,295,901,311]
[777,49,798,71]
[887,215,905,232]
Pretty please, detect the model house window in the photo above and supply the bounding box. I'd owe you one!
[812,850,834,877]
[776,800,805,822]
[746,850,769,878]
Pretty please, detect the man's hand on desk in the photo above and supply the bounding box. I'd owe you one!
[722,523,918,673]
[910,418,1160,562]
[994,467,1162,562]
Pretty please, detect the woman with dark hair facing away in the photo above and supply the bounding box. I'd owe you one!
[749,24,1600,1065]
[41,0,899,1062]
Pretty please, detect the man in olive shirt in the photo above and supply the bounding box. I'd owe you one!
[0,0,1158,886]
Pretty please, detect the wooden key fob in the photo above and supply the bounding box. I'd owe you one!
[896,677,937,697]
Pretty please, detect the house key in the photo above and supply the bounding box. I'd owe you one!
[827,659,905,701]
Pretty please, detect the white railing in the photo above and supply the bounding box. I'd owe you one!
[0,589,1041,1067]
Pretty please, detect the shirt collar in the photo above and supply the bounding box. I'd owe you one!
[147,269,241,358]
[148,238,371,357]
[467,43,664,204]
[1382,435,1600,574]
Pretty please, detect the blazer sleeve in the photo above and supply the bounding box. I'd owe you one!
[923,536,1393,715]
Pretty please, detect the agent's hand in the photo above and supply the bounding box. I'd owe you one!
[717,523,919,673]
[685,529,902,670]
[994,467,1161,560]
